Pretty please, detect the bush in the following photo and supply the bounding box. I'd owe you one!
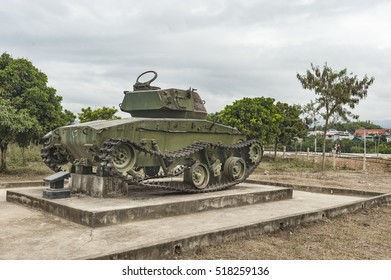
[8,144,42,165]
[2,143,52,177]
[350,146,364,153]
[379,143,391,154]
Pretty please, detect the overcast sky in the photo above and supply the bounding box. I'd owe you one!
[1,0,391,122]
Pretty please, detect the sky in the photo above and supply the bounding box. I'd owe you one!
[1,0,391,122]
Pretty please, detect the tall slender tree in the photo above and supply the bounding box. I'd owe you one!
[297,63,375,169]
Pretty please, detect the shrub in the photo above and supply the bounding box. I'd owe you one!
[350,146,364,153]
[379,143,391,154]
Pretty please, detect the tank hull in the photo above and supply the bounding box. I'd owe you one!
[43,117,244,168]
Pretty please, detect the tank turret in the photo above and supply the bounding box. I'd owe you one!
[120,71,207,119]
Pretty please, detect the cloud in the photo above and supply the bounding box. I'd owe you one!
[1,0,390,121]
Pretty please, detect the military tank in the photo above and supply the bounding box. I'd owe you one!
[41,71,263,193]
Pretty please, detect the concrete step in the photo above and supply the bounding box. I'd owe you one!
[6,182,292,227]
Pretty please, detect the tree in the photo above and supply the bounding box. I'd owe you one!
[274,102,307,157]
[297,62,375,169]
[0,52,69,171]
[78,106,121,123]
[301,100,320,131]
[206,112,222,123]
[0,98,20,170]
[63,109,77,125]
[217,97,282,145]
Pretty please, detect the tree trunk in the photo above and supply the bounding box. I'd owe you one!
[274,139,278,160]
[21,146,26,165]
[322,132,326,170]
[322,120,329,171]
[0,143,8,172]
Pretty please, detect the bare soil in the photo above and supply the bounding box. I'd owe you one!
[175,159,391,260]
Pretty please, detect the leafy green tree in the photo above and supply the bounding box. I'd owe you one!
[63,109,77,125]
[274,102,307,157]
[206,112,222,123]
[217,97,282,144]
[297,62,374,169]
[0,53,66,131]
[0,52,70,171]
[78,106,121,123]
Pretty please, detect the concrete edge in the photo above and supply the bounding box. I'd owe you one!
[0,180,45,189]
[6,190,95,226]
[87,192,391,260]
[246,179,386,197]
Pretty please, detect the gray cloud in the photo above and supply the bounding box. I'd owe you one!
[1,0,390,121]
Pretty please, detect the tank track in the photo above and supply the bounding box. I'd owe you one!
[41,145,67,173]
[99,138,262,193]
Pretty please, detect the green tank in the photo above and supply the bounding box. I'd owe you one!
[41,71,263,193]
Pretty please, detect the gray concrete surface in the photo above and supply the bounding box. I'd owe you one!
[1,180,389,260]
[6,183,292,227]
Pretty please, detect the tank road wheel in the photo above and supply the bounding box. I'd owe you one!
[144,166,160,177]
[112,143,137,173]
[185,163,210,189]
[224,157,246,181]
[248,142,263,164]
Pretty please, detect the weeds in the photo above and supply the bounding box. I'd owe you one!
[259,155,332,173]
[0,144,52,179]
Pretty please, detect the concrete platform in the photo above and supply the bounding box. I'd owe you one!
[6,183,292,227]
[1,181,390,259]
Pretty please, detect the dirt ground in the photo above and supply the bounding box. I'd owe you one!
[175,160,391,260]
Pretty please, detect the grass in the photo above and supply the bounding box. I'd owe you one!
[258,155,330,173]
[0,144,52,181]
[175,206,391,260]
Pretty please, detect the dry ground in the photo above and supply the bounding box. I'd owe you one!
[175,158,391,260]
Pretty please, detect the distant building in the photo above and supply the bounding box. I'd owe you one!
[307,130,323,136]
[327,129,353,141]
[354,129,391,142]
[307,129,353,141]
